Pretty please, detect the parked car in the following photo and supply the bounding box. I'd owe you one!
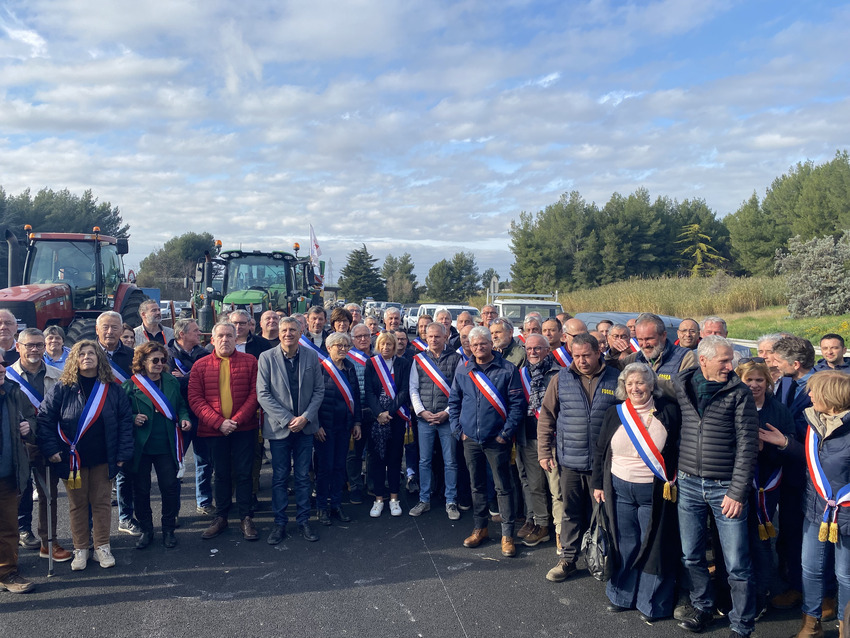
[405,304,481,333]
[493,298,562,325]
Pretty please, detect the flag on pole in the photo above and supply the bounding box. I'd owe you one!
[309,224,324,290]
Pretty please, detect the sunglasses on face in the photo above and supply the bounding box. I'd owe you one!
[147,357,167,364]
[739,357,766,364]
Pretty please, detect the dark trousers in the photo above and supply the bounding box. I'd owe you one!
[207,430,255,520]
[404,417,419,478]
[455,438,472,508]
[315,420,350,511]
[0,476,19,580]
[367,423,405,499]
[464,437,514,537]
[778,482,805,590]
[558,467,594,563]
[18,455,60,545]
[346,423,369,494]
[133,453,181,532]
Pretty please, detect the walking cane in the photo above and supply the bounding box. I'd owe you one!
[32,463,55,577]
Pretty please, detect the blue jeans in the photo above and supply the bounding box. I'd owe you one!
[116,466,134,523]
[801,519,850,620]
[270,432,314,526]
[678,472,755,636]
[607,476,675,618]
[314,419,351,511]
[185,429,213,508]
[418,421,457,504]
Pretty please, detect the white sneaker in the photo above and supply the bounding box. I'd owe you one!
[94,544,115,568]
[370,500,385,518]
[389,499,402,517]
[71,548,88,571]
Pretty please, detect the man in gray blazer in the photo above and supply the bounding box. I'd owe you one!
[257,316,324,545]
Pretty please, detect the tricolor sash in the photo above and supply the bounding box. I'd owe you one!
[469,370,507,421]
[520,367,538,418]
[58,380,108,489]
[752,467,782,540]
[616,400,676,501]
[299,335,328,362]
[552,346,572,368]
[5,367,43,411]
[411,338,427,352]
[517,333,526,344]
[415,352,451,398]
[109,359,128,383]
[347,347,369,367]
[172,357,190,376]
[130,374,185,478]
[371,356,411,422]
[629,337,640,353]
[322,359,355,414]
[456,347,468,363]
[806,426,850,543]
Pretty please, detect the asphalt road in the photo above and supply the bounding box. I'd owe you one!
[3,456,812,638]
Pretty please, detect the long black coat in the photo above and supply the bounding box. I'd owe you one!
[591,396,682,576]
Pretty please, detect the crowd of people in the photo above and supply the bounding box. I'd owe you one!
[1,300,850,638]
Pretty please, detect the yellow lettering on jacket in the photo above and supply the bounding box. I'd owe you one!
[601,388,615,396]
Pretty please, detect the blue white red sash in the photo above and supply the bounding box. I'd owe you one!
[520,367,538,418]
[752,467,782,540]
[456,347,468,363]
[517,333,526,344]
[411,337,427,352]
[469,370,507,421]
[371,356,411,422]
[58,379,108,487]
[5,367,43,411]
[130,374,185,477]
[806,426,850,542]
[629,337,640,353]
[616,400,676,500]
[108,359,128,383]
[415,352,451,398]
[172,357,190,375]
[552,346,572,368]
[322,359,355,414]
[347,347,369,366]
[299,335,328,362]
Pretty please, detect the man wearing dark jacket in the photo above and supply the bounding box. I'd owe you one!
[611,313,697,381]
[449,326,525,558]
[537,332,620,582]
[168,318,213,514]
[674,335,759,637]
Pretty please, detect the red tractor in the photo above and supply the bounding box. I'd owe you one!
[0,225,148,344]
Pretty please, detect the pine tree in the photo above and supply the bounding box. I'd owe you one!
[338,244,387,302]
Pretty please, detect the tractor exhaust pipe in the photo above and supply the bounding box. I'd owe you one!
[5,230,23,288]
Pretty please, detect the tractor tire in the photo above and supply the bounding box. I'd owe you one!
[120,290,148,328]
[65,318,98,346]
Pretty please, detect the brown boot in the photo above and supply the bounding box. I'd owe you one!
[240,516,259,541]
[795,613,823,638]
[501,536,516,557]
[463,528,489,548]
[522,525,550,547]
[822,597,837,622]
[202,516,228,540]
[516,519,535,539]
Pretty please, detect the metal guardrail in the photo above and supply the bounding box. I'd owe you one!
[729,338,823,357]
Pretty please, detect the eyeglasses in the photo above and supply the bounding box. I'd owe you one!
[739,357,766,364]
[526,346,546,352]
[20,342,45,350]
[147,357,167,364]
[329,344,351,350]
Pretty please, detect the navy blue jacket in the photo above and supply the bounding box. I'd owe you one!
[448,352,525,443]
[319,359,362,429]
[37,378,134,480]
[804,409,850,535]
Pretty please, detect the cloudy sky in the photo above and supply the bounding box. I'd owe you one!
[1,0,848,286]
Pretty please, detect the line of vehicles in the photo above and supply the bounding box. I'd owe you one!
[0,226,325,343]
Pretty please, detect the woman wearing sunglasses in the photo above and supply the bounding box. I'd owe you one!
[123,342,191,549]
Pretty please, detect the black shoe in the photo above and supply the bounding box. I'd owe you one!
[267,525,287,545]
[607,603,630,613]
[331,506,351,522]
[162,530,177,548]
[638,612,669,624]
[317,510,332,526]
[299,522,319,542]
[135,530,153,549]
[677,608,714,633]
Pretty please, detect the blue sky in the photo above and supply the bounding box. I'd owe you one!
[1,0,848,286]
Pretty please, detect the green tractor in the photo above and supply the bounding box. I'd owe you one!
[190,245,323,331]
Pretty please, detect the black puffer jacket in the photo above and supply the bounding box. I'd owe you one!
[675,367,759,503]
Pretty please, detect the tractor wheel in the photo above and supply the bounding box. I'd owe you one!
[65,318,98,346]
[120,290,148,328]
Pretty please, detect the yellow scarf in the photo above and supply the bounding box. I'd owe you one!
[217,352,233,420]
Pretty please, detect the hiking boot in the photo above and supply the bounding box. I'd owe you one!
[822,597,837,622]
[501,536,516,557]
[516,519,535,539]
[317,509,332,526]
[793,613,823,638]
[522,525,550,547]
[463,528,490,548]
[546,558,576,582]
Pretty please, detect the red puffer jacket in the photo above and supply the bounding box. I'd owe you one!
[188,350,259,437]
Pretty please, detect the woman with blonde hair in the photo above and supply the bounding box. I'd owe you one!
[365,330,411,517]
[37,340,134,571]
[796,370,850,637]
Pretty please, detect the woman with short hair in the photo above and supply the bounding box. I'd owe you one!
[38,340,134,571]
[592,362,681,622]
[43,325,70,369]
[330,307,353,334]
[123,342,192,549]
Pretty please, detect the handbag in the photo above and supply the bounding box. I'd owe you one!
[582,500,614,582]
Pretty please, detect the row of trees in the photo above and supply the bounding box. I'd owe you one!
[509,151,850,292]
[136,232,218,299]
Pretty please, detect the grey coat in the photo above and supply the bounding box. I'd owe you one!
[257,345,325,439]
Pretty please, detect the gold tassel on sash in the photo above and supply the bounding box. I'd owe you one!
[830,521,840,544]
[819,521,830,542]
[663,482,677,502]
[757,524,768,541]
[404,425,413,446]
[765,521,777,538]
[64,469,81,490]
